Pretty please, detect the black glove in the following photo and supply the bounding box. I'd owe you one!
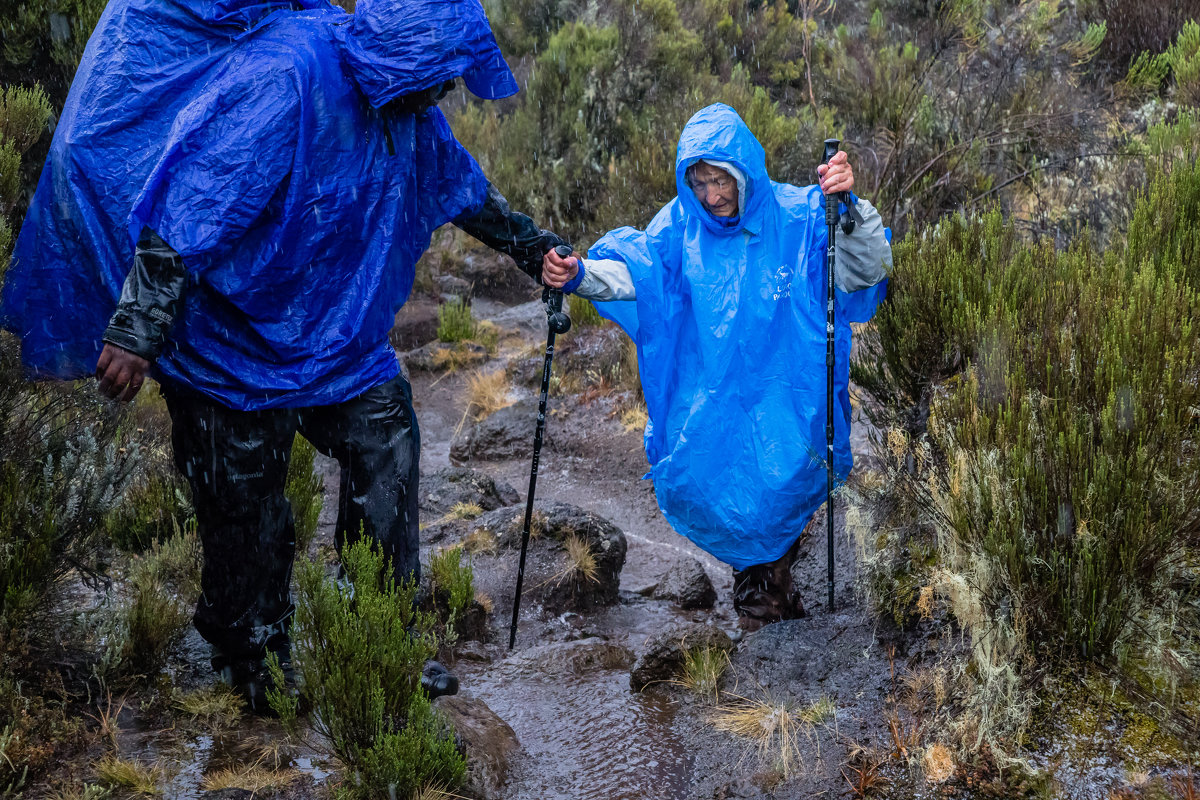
[454,184,565,283]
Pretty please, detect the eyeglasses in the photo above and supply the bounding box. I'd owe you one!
[688,176,734,193]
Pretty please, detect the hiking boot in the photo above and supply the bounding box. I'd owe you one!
[421,660,459,700]
[732,549,806,631]
[220,655,297,716]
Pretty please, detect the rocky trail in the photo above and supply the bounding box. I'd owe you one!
[67,270,909,800]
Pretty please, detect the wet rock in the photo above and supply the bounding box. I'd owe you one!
[510,325,627,388]
[436,273,474,299]
[202,791,255,800]
[469,501,626,614]
[404,340,489,372]
[389,298,440,351]
[458,250,540,305]
[449,399,558,463]
[434,693,520,800]
[652,556,717,610]
[630,622,733,692]
[510,638,635,677]
[421,467,521,518]
[456,640,494,663]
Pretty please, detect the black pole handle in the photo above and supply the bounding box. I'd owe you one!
[544,244,573,335]
[821,138,856,235]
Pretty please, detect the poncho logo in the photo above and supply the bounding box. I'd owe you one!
[772,264,793,301]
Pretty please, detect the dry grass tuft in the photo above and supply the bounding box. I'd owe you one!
[563,534,599,584]
[711,694,835,779]
[449,502,484,520]
[464,369,512,421]
[474,591,494,614]
[461,527,498,555]
[200,764,299,793]
[173,685,244,728]
[619,404,648,433]
[44,783,112,800]
[922,742,955,784]
[411,784,470,800]
[94,756,162,795]
[676,646,729,702]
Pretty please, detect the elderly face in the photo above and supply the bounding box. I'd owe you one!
[687,162,738,217]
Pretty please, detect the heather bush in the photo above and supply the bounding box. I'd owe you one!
[851,159,1200,755]
[285,433,324,554]
[279,538,464,799]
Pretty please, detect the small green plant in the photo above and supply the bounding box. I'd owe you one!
[436,297,476,343]
[278,537,464,799]
[286,433,324,554]
[427,546,475,642]
[567,295,604,327]
[677,646,729,702]
[98,532,198,682]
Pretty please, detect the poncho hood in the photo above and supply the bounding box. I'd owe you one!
[337,0,518,107]
[675,104,770,235]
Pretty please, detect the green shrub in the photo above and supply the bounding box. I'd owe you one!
[427,546,474,643]
[436,297,476,343]
[852,159,1200,753]
[104,472,192,552]
[280,538,464,799]
[567,295,604,327]
[286,433,324,554]
[98,527,200,682]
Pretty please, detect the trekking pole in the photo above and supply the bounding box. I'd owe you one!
[822,139,847,614]
[508,244,573,650]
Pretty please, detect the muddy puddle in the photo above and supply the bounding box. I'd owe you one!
[465,666,690,800]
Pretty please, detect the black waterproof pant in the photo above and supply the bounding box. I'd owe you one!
[162,374,420,672]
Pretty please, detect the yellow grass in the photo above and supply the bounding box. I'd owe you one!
[173,685,244,728]
[564,534,599,584]
[201,764,300,793]
[94,756,162,795]
[676,646,730,702]
[711,694,836,779]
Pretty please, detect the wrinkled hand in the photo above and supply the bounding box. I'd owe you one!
[542,247,579,289]
[96,344,150,402]
[817,150,855,196]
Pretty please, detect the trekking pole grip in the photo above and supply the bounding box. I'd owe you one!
[822,139,840,226]
[545,245,573,335]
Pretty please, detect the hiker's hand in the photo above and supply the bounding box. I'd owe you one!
[96,344,150,402]
[817,151,854,196]
[543,247,579,289]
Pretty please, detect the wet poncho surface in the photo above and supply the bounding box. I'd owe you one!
[1,0,328,380]
[3,0,516,410]
[592,104,887,570]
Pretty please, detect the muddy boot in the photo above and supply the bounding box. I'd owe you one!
[219,648,297,717]
[732,546,806,631]
[421,660,459,699]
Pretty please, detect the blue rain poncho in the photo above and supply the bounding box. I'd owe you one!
[3,0,517,410]
[1,0,328,380]
[591,104,888,570]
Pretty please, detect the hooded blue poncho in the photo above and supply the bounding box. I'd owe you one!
[1,0,329,380]
[2,0,517,410]
[592,104,887,570]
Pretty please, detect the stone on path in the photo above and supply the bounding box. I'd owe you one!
[450,398,558,463]
[421,466,520,518]
[434,694,520,800]
[629,621,733,692]
[651,556,717,610]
